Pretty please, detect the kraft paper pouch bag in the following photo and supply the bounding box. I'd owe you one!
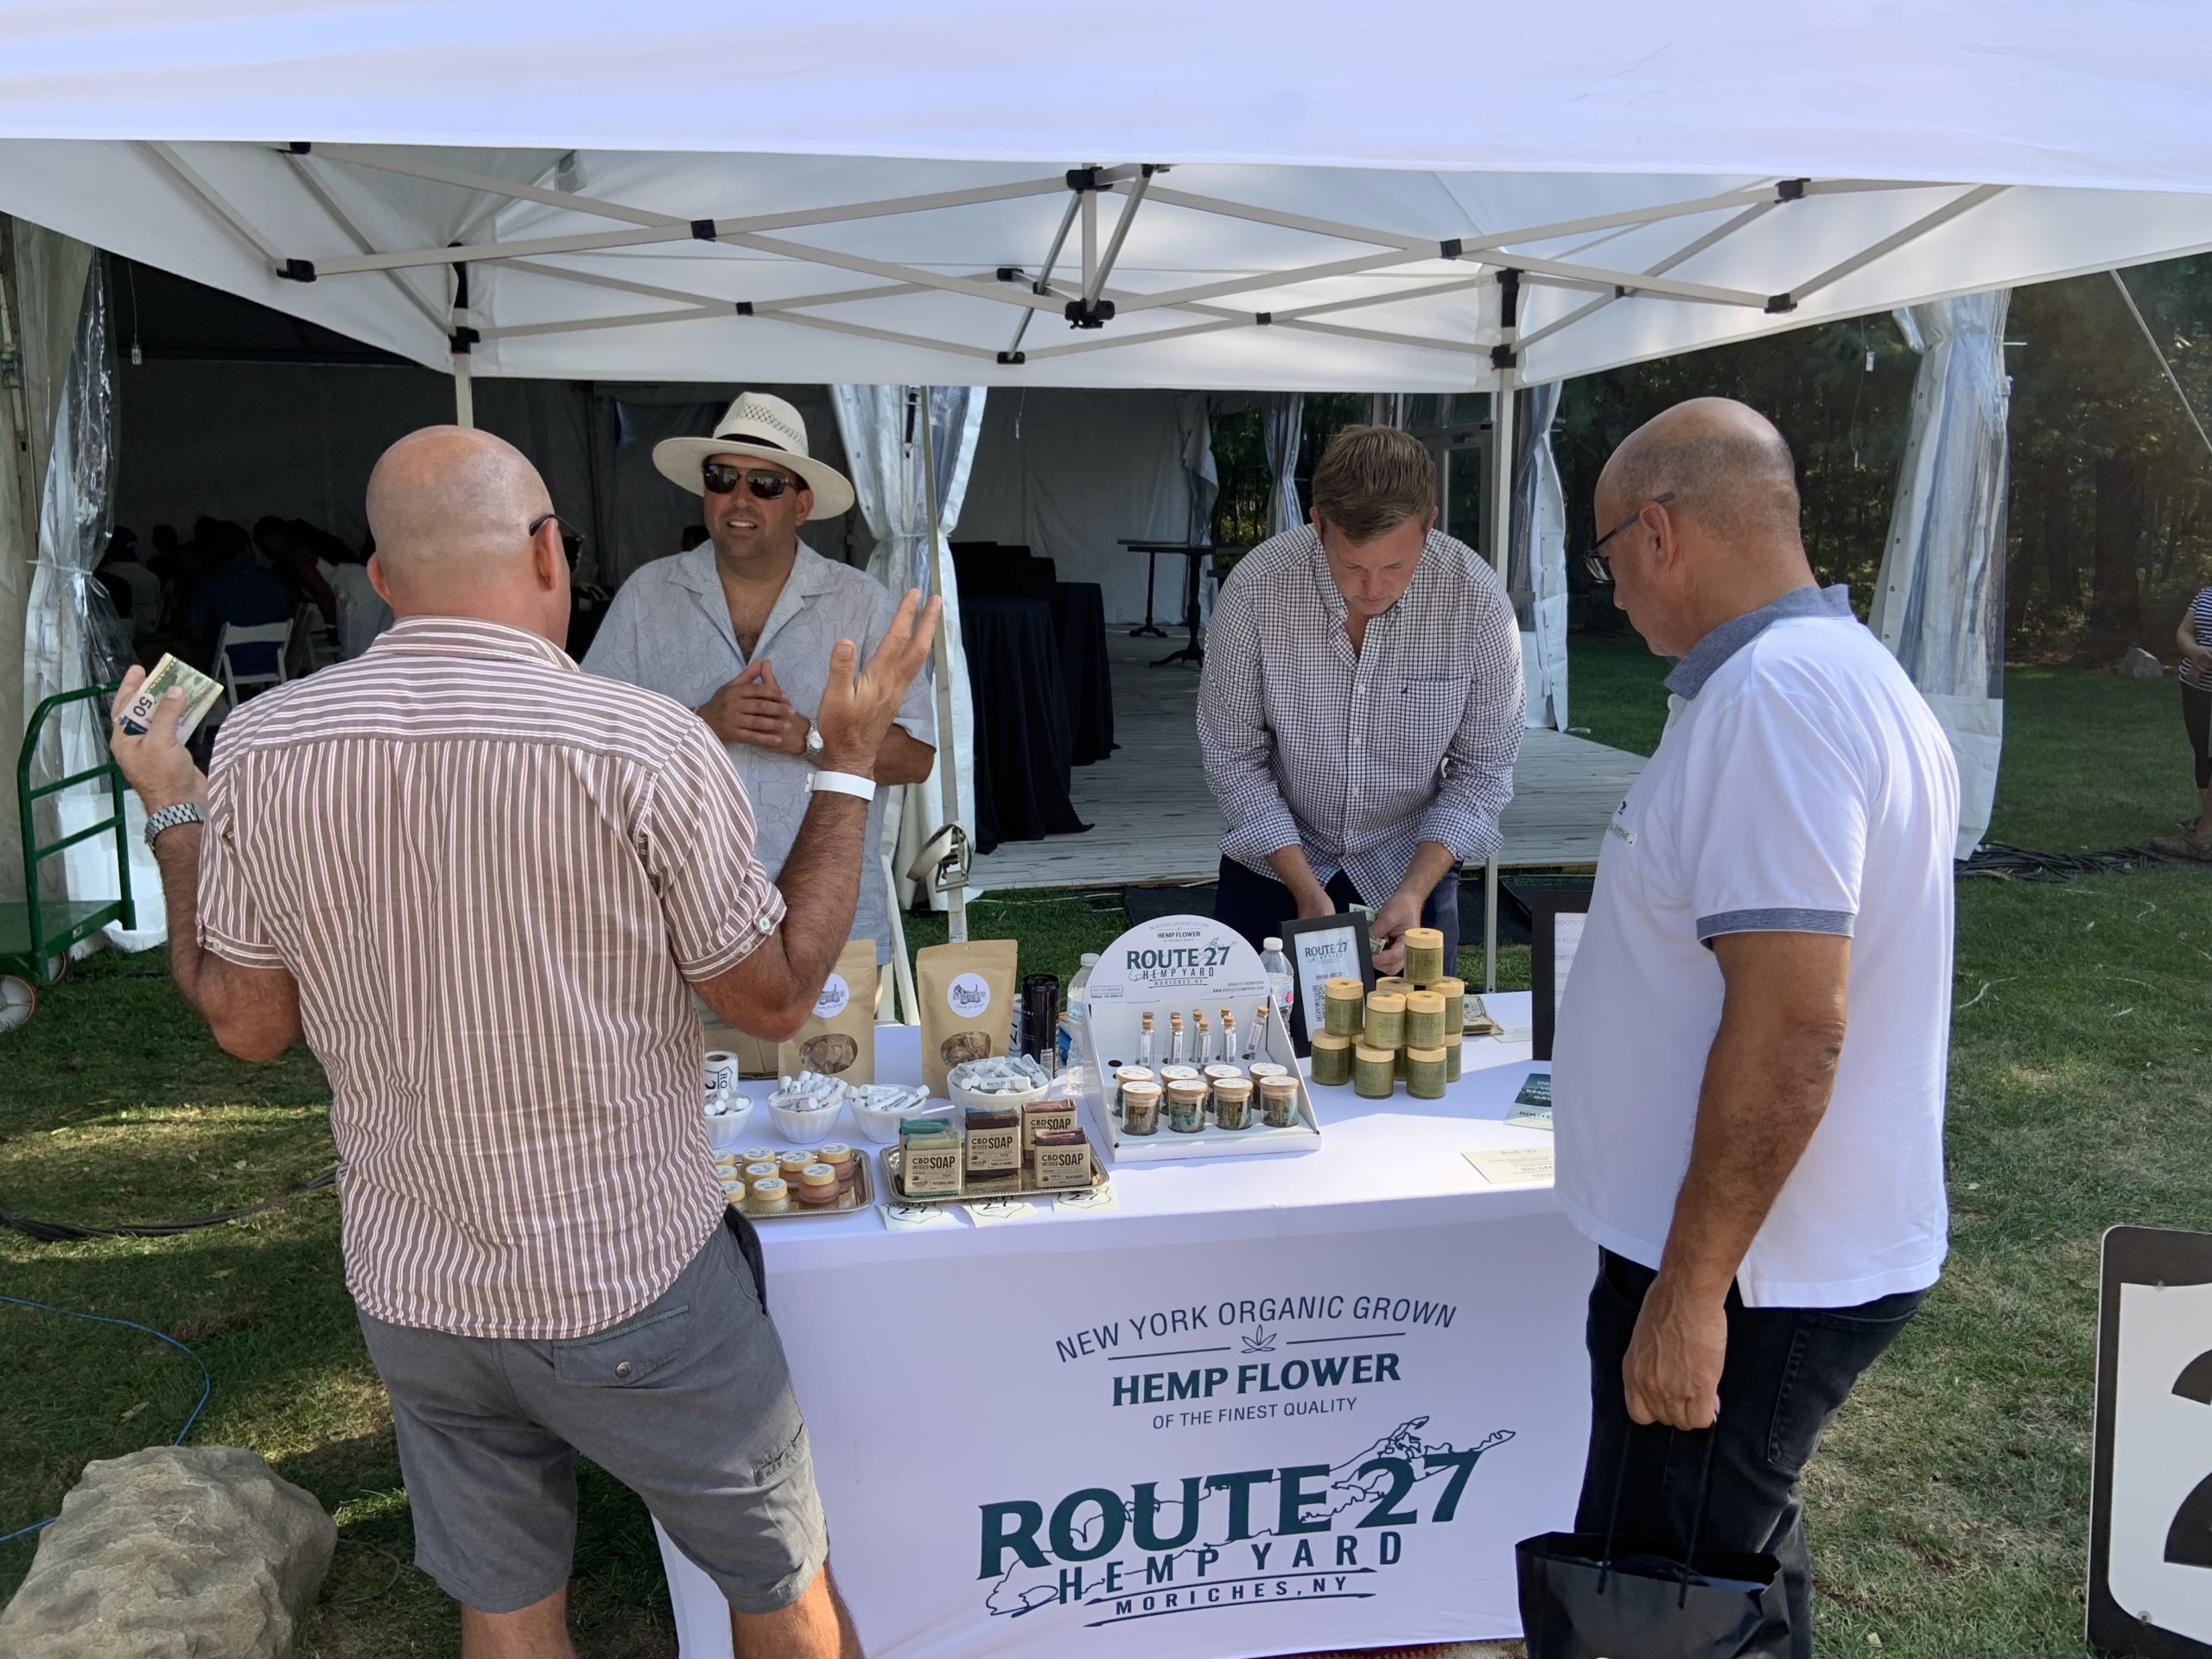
[1516,1428,1789,1659]
[917,939,1018,1097]
[778,939,879,1084]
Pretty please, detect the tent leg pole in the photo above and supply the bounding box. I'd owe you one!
[917,387,968,944]
[1482,856,1499,993]
[452,350,474,429]
[1478,280,1522,996]
[883,850,918,1022]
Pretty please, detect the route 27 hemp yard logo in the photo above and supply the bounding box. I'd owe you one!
[977,1419,1515,1629]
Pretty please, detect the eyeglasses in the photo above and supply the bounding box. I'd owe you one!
[702,462,798,499]
[1583,491,1675,585]
[528,512,587,564]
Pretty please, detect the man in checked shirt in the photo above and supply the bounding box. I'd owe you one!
[1198,426,1522,974]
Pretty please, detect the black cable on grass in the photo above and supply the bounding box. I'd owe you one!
[1958,842,2206,882]
[0,1166,336,1242]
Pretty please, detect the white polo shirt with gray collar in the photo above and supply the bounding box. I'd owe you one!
[582,542,934,964]
[1552,585,1961,1308]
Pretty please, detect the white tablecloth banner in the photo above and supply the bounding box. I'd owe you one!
[663,999,1593,1656]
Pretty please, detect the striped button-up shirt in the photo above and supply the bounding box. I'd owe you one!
[198,616,784,1339]
[1198,525,1523,901]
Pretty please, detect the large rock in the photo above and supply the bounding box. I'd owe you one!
[0,1446,334,1658]
[2118,645,2165,678]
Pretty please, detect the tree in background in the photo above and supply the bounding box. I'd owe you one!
[2008,256,2212,658]
[1550,254,2212,662]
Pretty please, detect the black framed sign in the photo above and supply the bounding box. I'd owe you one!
[1528,885,1593,1064]
[2088,1224,2212,1658]
[1280,912,1373,1056]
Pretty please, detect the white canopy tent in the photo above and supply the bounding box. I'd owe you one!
[5,1,2212,982]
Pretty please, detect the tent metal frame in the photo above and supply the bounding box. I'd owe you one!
[198,144,2002,388]
[127,141,2012,988]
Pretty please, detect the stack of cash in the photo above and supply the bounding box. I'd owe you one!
[117,655,224,741]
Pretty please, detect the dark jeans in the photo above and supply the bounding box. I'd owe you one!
[1213,855,1461,967]
[1575,1249,1926,1659]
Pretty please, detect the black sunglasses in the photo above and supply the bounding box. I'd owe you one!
[1584,491,1675,585]
[702,462,800,500]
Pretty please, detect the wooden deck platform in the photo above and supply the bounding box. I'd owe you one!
[973,632,1646,893]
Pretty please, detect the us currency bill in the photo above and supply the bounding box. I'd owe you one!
[117,653,224,741]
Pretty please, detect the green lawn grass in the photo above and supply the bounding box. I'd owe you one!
[3,640,2207,1656]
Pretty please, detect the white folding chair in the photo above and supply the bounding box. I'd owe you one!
[289,602,340,675]
[212,618,296,721]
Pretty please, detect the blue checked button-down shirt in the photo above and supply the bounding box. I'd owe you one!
[1198,524,1523,899]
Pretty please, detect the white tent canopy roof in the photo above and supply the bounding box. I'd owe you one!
[5,143,2211,392]
[3,2,2209,188]
[2,3,2211,391]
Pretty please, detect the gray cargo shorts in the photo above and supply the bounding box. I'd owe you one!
[356,1214,827,1615]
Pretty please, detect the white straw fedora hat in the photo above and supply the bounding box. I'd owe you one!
[652,391,855,518]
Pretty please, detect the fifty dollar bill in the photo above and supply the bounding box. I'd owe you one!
[118,653,224,742]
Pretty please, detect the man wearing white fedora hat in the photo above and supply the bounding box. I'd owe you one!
[586,393,935,964]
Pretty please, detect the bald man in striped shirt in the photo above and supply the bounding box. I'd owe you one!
[110,427,938,1659]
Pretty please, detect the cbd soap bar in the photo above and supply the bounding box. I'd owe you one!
[1032,1131,1095,1190]
[1021,1099,1078,1149]
[901,1139,965,1198]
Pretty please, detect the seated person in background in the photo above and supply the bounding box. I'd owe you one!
[99,527,163,645]
[189,519,293,682]
[255,514,339,626]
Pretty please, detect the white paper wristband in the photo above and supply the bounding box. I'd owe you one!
[808,770,878,803]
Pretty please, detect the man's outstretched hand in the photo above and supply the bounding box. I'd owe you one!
[813,590,942,776]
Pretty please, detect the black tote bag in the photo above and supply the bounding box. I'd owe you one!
[1515,1428,1790,1659]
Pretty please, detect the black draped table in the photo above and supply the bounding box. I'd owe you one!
[960,595,1091,854]
[1048,581,1114,766]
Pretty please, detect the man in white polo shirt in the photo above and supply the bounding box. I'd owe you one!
[1552,399,1960,1656]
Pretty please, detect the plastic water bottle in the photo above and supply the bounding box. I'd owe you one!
[1260,937,1295,1030]
[1060,953,1099,1073]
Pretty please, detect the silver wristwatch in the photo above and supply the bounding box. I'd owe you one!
[144,801,207,847]
[804,721,824,762]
